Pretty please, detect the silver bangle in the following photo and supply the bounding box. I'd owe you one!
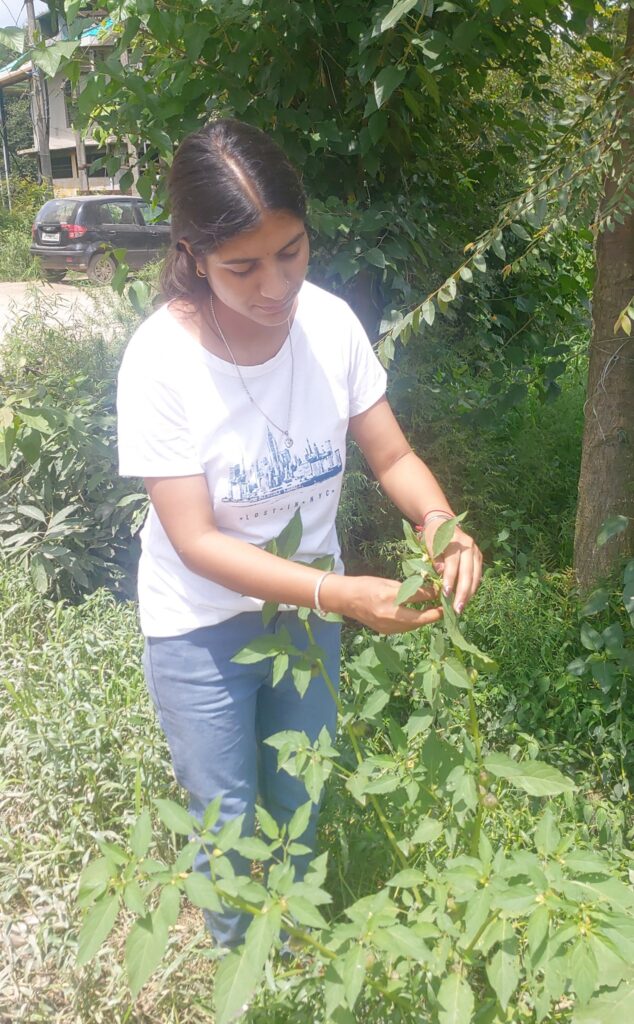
[314,571,334,616]
[422,511,453,531]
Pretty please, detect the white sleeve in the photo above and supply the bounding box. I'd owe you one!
[347,312,388,417]
[117,349,203,478]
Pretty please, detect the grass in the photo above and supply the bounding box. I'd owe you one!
[0,566,219,1022]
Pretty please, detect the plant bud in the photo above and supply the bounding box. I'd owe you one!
[483,793,498,808]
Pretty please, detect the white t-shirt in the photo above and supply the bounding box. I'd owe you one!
[117,280,387,636]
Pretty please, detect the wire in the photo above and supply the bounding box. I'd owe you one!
[0,1,25,27]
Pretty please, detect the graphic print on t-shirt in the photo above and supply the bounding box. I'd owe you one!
[222,426,342,507]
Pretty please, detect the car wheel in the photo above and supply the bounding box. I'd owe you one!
[87,252,117,285]
[43,269,66,282]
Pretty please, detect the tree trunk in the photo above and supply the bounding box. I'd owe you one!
[573,8,634,591]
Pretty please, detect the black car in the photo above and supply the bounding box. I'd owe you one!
[30,195,171,284]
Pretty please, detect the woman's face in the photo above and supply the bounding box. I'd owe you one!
[198,210,309,327]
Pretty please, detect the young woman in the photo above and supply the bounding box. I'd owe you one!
[117,118,482,948]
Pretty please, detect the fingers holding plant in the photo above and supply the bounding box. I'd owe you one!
[400,514,483,617]
[423,517,483,614]
[320,573,443,635]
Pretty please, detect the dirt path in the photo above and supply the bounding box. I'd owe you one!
[0,281,108,340]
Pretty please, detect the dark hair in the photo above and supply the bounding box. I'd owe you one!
[161,119,307,304]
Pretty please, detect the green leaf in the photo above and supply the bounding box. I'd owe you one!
[214,907,281,1024]
[30,556,49,595]
[342,943,367,1009]
[234,836,275,860]
[0,27,25,54]
[380,0,418,33]
[372,924,432,963]
[582,589,610,616]
[484,753,575,797]
[365,247,386,268]
[387,868,427,888]
[534,806,561,856]
[32,40,79,77]
[76,893,119,966]
[272,653,289,686]
[97,840,128,865]
[261,601,278,626]
[443,657,473,690]
[275,508,303,559]
[570,938,599,1006]
[288,800,313,841]
[572,979,634,1023]
[441,596,497,672]
[154,798,195,835]
[65,0,84,24]
[422,300,436,325]
[125,911,169,998]
[130,809,152,860]
[486,938,520,1010]
[256,805,281,840]
[597,515,629,547]
[410,817,442,844]
[526,904,550,968]
[287,894,328,929]
[510,222,531,241]
[233,631,294,664]
[157,884,180,927]
[123,880,146,916]
[395,574,424,605]
[77,857,117,909]
[291,663,312,697]
[0,424,16,467]
[417,64,440,106]
[437,972,475,1024]
[580,622,603,652]
[373,65,406,109]
[432,512,468,559]
[184,871,222,912]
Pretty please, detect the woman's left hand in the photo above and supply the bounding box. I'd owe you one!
[421,522,483,614]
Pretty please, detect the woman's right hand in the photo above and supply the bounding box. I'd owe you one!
[321,574,443,635]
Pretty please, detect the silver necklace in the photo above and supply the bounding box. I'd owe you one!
[208,292,295,449]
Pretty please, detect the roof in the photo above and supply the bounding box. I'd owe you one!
[18,128,101,154]
[39,194,140,203]
[0,18,115,87]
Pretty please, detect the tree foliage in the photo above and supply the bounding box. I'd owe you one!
[61,0,596,310]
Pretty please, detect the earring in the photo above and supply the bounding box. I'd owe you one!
[195,266,207,279]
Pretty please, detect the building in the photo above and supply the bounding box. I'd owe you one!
[0,18,130,195]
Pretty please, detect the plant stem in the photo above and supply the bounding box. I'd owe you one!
[304,618,421,890]
[468,690,484,857]
[206,885,412,1009]
[462,910,500,959]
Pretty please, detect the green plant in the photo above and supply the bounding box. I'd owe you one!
[75,515,634,1023]
[566,557,634,800]
[0,177,51,281]
[0,297,149,598]
[0,384,145,598]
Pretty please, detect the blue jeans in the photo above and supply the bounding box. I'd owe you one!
[143,610,341,947]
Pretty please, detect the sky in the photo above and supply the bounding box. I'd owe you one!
[0,0,47,28]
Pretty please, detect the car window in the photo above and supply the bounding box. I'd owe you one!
[36,199,79,223]
[137,202,170,225]
[88,202,137,227]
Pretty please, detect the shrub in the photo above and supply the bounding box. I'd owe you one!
[0,293,146,598]
[0,177,51,282]
[69,524,634,1023]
